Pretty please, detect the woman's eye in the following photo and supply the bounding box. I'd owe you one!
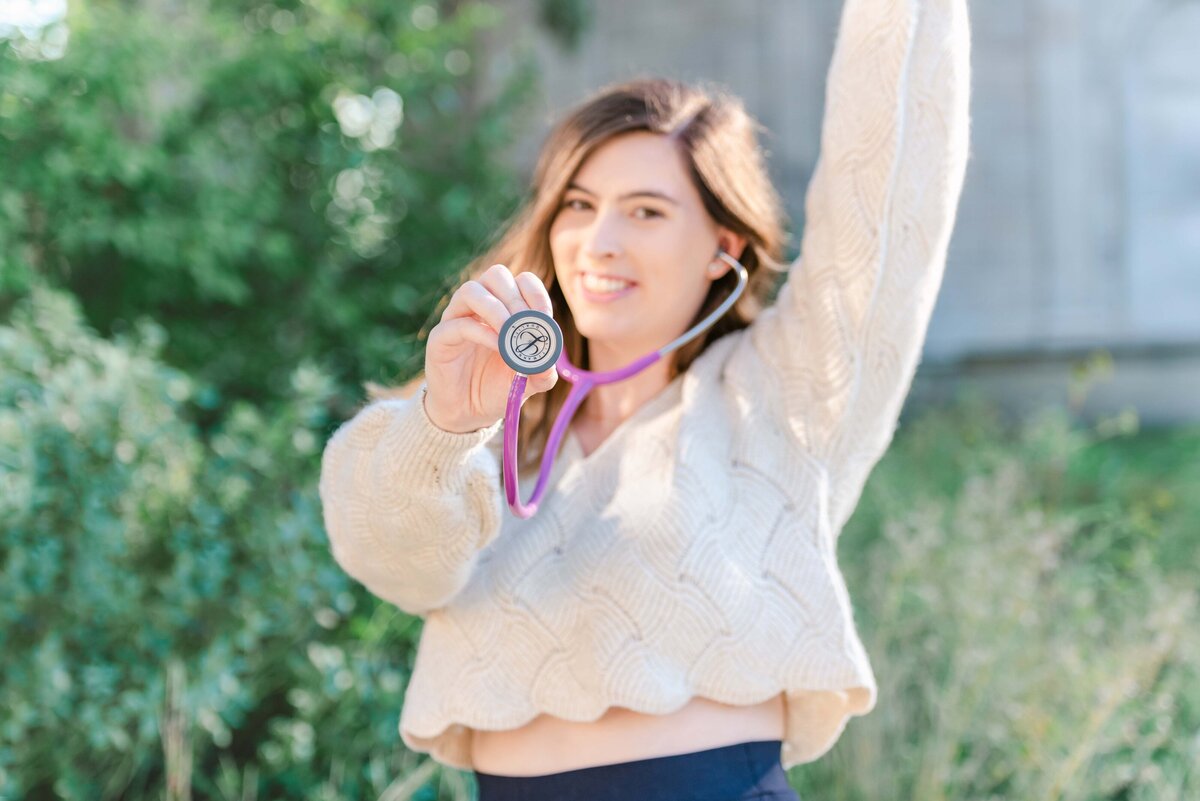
[559,199,660,219]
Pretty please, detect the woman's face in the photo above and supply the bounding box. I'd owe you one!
[549,131,744,359]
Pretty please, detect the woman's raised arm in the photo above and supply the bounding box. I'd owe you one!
[731,0,972,534]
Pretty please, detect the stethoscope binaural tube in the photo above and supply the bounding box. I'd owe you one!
[498,249,749,518]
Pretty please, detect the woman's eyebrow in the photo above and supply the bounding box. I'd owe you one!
[566,182,680,206]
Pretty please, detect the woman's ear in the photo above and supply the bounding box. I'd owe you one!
[715,228,748,262]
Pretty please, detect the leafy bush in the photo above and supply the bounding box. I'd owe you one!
[0,0,537,416]
[0,285,451,800]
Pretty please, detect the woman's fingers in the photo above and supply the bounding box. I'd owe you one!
[529,366,558,393]
[515,271,554,317]
[442,264,550,332]
[431,316,501,355]
[440,280,510,333]
[477,264,529,317]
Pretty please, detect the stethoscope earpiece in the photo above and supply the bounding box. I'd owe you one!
[498,309,563,376]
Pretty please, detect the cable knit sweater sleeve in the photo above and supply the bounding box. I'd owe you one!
[317,384,504,617]
[737,0,971,534]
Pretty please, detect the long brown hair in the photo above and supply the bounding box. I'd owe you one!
[366,76,790,477]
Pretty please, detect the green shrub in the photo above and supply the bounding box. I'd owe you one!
[0,285,450,799]
[0,0,537,415]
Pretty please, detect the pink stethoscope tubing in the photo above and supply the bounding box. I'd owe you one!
[502,249,749,518]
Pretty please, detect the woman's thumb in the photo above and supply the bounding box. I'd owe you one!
[528,367,558,395]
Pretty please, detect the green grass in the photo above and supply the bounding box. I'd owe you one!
[799,388,1200,801]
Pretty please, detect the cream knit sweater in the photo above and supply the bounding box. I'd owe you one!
[319,0,971,772]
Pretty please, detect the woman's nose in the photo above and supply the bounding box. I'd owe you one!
[582,209,623,260]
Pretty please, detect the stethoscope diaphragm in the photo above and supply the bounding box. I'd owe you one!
[498,308,563,376]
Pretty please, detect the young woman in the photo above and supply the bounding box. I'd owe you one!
[318,0,971,798]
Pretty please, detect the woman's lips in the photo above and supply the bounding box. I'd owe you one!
[578,273,637,303]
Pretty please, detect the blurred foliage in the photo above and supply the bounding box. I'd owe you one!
[807,390,1200,801]
[0,285,444,799]
[0,0,571,797]
[0,0,539,422]
[538,0,593,52]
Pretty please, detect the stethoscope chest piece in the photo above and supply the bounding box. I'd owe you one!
[498,308,562,376]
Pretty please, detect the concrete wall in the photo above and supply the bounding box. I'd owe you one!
[472,0,1200,425]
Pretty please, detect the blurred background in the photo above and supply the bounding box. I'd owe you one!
[2,1,1197,799]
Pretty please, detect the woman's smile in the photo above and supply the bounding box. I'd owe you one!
[578,272,638,302]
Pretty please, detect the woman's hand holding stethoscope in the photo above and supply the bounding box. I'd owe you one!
[423,263,559,436]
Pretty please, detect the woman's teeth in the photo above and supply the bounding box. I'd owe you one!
[583,274,635,293]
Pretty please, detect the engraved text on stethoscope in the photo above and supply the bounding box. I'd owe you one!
[512,322,551,362]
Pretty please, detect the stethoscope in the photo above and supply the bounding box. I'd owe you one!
[497,248,749,518]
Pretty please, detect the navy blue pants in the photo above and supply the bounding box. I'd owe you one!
[473,739,801,801]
